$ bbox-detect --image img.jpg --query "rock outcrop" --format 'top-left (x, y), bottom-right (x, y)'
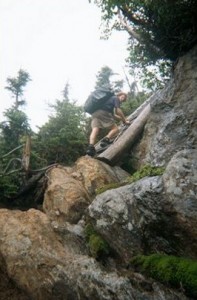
top-left (43, 157), bottom-right (129, 225)
top-left (0, 208), bottom-right (189, 300)
top-left (0, 46), bottom-right (197, 299)
top-left (89, 149), bottom-right (197, 262)
top-left (132, 45), bottom-right (197, 168)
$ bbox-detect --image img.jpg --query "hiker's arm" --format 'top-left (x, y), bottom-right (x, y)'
top-left (114, 108), bottom-right (130, 124)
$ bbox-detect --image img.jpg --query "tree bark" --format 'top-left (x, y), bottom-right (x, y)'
top-left (97, 103), bottom-right (151, 165)
top-left (22, 135), bottom-right (31, 174)
top-left (118, 9), bottom-right (163, 57)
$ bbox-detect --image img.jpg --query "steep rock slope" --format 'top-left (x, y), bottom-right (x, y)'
top-left (0, 46), bottom-right (196, 299)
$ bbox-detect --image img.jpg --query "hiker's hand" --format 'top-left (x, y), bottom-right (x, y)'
top-left (123, 120), bottom-right (131, 125)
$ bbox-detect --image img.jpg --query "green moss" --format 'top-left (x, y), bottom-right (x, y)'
top-left (95, 182), bottom-right (125, 195)
top-left (88, 234), bottom-right (110, 258)
top-left (84, 223), bottom-right (95, 239)
top-left (127, 164), bottom-right (165, 183)
top-left (84, 224), bottom-right (110, 259)
top-left (131, 254), bottom-right (197, 298)
top-left (95, 165), bottom-right (165, 196)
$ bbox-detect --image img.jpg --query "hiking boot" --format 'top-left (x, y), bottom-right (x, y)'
top-left (100, 137), bottom-right (111, 148)
top-left (86, 144), bottom-right (96, 157)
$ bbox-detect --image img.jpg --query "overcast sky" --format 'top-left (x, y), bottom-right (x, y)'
top-left (0, 0), bottom-right (129, 131)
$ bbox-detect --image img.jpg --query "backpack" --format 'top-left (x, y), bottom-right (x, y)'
top-left (84, 87), bottom-right (114, 114)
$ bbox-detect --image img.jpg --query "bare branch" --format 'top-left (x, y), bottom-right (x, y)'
top-left (118, 10), bottom-right (162, 56)
top-left (122, 67), bottom-right (133, 92)
top-left (118, 10), bottom-right (142, 42)
top-left (0, 158), bottom-right (22, 176)
top-left (0, 168), bottom-right (23, 177)
top-left (2, 144), bottom-right (24, 158)
top-left (30, 163), bottom-right (58, 174)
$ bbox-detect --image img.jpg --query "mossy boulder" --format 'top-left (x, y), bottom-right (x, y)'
top-left (128, 165), bottom-right (165, 183)
top-left (95, 165), bottom-right (165, 195)
top-left (131, 254), bottom-right (197, 298)
top-left (84, 224), bottom-right (110, 260)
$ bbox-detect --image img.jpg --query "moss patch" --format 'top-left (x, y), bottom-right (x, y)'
top-left (131, 254), bottom-right (197, 298)
top-left (127, 164), bottom-right (165, 183)
top-left (95, 165), bottom-right (165, 195)
top-left (96, 182), bottom-right (125, 195)
top-left (84, 224), bottom-right (110, 260)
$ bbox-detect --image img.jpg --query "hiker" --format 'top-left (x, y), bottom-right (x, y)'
top-left (86, 91), bottom-right (130, 157)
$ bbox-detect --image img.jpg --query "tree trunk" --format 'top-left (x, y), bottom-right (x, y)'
top-left (97, 103), bottom-right (151, 165)
top-left (22, 135), bottom-right (31, 174)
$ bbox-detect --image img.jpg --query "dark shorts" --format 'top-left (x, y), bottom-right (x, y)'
top-left (91, 110), bottom-right (115, 129)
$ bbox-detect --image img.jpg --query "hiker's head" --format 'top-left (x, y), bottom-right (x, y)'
top-left (117, 92), bottom-right (127, 102)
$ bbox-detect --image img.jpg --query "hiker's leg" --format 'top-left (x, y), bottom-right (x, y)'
top-left (100, 124), bottom-right (119, 147)
top-left (89, 127), bottom-right (100, 145)
top-left (106, 124), bottom-right (119, 139)
top-left (86, 127), bottom-right (100, 157)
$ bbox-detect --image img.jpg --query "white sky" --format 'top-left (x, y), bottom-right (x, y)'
top-left (0, 0), bottom-right (129, 131)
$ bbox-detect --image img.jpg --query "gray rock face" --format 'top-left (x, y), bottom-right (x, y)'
top-left (0, 209), bottom-right (188, 300)
top-left (132, 45), bottom-right (197, 168)
top-left (89, 176), bottom-right (164, 260)
top-left (163, 149), bottom-right (197, 258)
top-left (89, 149), bottom-right (197, 261)
top-left (163, 149), bottom-right (197, 219)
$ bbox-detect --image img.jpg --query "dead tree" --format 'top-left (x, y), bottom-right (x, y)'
top-left (97, 103), bottom-right (151, 165)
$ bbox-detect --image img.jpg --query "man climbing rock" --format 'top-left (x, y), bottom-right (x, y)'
top-left (86, 91), bottom-right (130, 157)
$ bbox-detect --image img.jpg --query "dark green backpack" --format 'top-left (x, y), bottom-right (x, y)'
top-left (84, 87), bottom-right (114, 114)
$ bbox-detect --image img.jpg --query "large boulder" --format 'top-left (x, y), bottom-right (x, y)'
top-left (0, 208), bottom-right (188, 300)
top-left (0, 209), bottom-right (71, 299)
top-left (162, 149), bottom-right (197, 258)
top-left (43, 157), bottom-right (129, 225)
top-left (43, 165), bottom-right (91, 224)
top-left (88, 149), bottom-right (197, 262)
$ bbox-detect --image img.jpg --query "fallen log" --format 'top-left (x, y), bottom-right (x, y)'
top-left (97, 103), bottom-right (151, 165)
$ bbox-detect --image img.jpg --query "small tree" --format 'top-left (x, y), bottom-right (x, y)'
top-left (95, 65), bottom-right (124, 91)
top-left (35, 84), bottom-right (88, 165)
top-left (5, 69), bottom-right (31, 108)
top-left (0, 70), bottom-right (32, 201)
top-left (2, 69), bottom-right (31, 151)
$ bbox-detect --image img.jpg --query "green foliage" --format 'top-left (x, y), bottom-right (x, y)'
top-left (91, 0), bottom-right (196, 60)
top-left (131, 254), bottom-right (197, 298)
top-left (94, 65), bottom-right (124, 91)
top-left (96, 182), bottom-right (125, 195)
top-left (127, 164), bottom-right (165, 183)
top-left (1, 70), bottom-right (31, 162)
top-left (85, 224), bottom-right (110, 259)
top-left (0, 70), bottom-right (32, 202)
top-left (90, 0), bottom-right (196, 90)
top-left (95, 165), bottom-right (165, 195)
top-left (121, 91), bottom-right (148, 116)
top-left (35, 97), bottom-right (88, 165)
top-left (0, 134), bottom-right (29, 201)
top-left (0, 147), bottom-right (26, 201)
top-left (5, 69), bottom-right (31, 108)
top-left (0, 108), bottom-right (31, 152)
top-left (128, 59), bottom-right (172, 92)
top-left (0, 174), bottom-right (20, 199)
top-left (95, 65), bottom-right (113, 88)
